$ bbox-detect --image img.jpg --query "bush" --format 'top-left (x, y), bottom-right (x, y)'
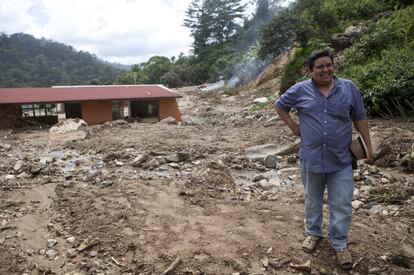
top-left (344, 5), bottom-right (414, 65)
top-left (341, 5), bottom-right (414, 117)
top-left (342, 47), bottom-right (414, 117)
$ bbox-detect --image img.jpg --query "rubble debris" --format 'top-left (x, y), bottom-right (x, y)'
top-left (159, 116), bottom-right (178, 125)
top-left (290, 259), bottom-right (312, 272)
top-left (264, 155), bottom-right (278, 169)
top-left (0, 84), bottom-right (412, 275)
top-left (161, 257), bottom-right (182, 275)
top-left (50, 118), bottom-right (87, 133)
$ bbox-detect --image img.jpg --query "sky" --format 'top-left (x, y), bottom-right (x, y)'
top-left (0, 0), bottom-right (200, 65)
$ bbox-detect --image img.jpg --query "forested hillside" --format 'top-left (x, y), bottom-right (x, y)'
top-left (0, 33), bottom-right (122, 87)
top-left (116, 0), bottom-right (413, 117)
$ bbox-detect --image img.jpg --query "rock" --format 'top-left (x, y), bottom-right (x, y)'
top-left (77, 242), bottom-right (88, 252)
top-left (319, 267), bottom-right (327, 274)
top-left (290, 259), bottom-right (311, 272)
top-left (257, 179), bottom-right (272, 190)
top-left (168, 163), bottom-right (180, 169)
top-left (264, 155), bottom-right (278, 169)
top-left (89, 251), bottom-right (97, 257)
top-left (369, 204), bottom-right (383, 215)
top-left (148, 158), bottom-right (160, 168)
top-left (13, 160), bottom-right (25, 173)
top-left (253, 174), bottom-right (266, 182)
top-left (155, 156), bottom-right (167, 165)
top-left (253, 97), bottom-right (269, 105)
top-left (331, 24), bottom-right (364, 50)
top-left (245, 144), bottom-right (278, 162)
top-left (352, 200), bottom-right (364, 210)
top-left (50, 118), bottom-right (87, 133)
top-left (5, 174), bottom-right (16, 180)
top-left (368, 267), bottom-right (382, 274)
top-left (46, 249), bottom-right (58, 260)
top-left (380, 177), bottom-right (389, 184)
top-left (100, 181), bottom-right (113, 187)
top-left (131, 154), bottom-right (148, 167)
top-left (115, 160), bottom-right (124, 166)
top-left (47, 239), bottom-right (58, 248)
top-left (260, 257), bottom-right (269, 268)
top-left (369, 166), bottom-right (379, 174)
top-left (353, 188), bottom-right (360, 198)
top-left (67, 249), bottom-right (77, 259)
top-left (287, 155), bottom-right (297, 164)
top-left (165, 154), bottom-right (180, 163)
top-left (0, 143), bottom-right (11, 150)
top-left (331, 33), bottom-right (354, 50)
top-left (159, 116), bottom-right (177, 125)
top-left (344, 24), bottom-right (364, 36)
top-left (364, 177), bottom-right (374, 186)
top-left (66, 236), bottom-right (75, 243)
top-left (16, 172), bottom-right (30, 179)
top-left (30, 165), bottom-right (42, 176)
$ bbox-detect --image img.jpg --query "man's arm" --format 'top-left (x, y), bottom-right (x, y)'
top-left (353, 119), bottom-right (373, 163)
top-left (276, 106), bottom-right (300, 137)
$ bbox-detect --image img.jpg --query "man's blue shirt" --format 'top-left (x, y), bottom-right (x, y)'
top-left (275, 77), bottom-right (367, 173)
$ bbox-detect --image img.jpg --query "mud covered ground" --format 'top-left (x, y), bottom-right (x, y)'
top-left (0, 86), bottom-right (414, 275)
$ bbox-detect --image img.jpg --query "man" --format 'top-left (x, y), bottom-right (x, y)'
top-left (275, 49), bottom-right (373, 270)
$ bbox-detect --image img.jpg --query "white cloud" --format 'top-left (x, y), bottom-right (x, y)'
top-left (0, 0), bottom-right (193, 64)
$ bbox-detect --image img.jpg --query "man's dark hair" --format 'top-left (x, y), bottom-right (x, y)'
top-left (308, 49), bottom-right (334, 71)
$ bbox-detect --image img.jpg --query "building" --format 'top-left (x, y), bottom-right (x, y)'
top-left (0, 85), bottom-right (182, 129)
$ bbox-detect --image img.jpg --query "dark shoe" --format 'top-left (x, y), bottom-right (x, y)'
top-left (302, 235), bottom-right (322, 253)
top-left (336, 248), bottom-right (352, 270)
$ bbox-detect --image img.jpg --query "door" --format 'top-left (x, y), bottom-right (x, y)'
top-left (65, 103), bottom-right (82, 119)
top-left (130, 100), bottom-right (159, 119)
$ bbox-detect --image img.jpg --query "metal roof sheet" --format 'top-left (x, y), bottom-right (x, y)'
top-left (0, 85), bottom-right (182, 104)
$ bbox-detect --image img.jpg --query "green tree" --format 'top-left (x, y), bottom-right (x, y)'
top-left (184, 0), bottom-right (246, 54)
top-left (258, 8), bottom-right (300, 59)
top-left (141, 56), bottom-right (173, 84)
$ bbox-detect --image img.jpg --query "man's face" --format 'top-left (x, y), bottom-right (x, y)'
top-left (310, 56), bottom-right (334, 87)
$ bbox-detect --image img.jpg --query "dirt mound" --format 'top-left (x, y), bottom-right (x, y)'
top-left (180, 160), bottom-right (239, 207)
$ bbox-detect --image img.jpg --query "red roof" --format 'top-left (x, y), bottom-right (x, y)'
top-left (0, 85), bottom-right (182, 104)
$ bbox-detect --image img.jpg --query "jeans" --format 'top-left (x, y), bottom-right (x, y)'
top-left (300, 161), bottom-right (354, 250)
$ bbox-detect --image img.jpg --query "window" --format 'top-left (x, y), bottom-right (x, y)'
top-left (112, 101), bottom-right (125, 120)
top-left (21, 104), bottom-right (57, 117)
